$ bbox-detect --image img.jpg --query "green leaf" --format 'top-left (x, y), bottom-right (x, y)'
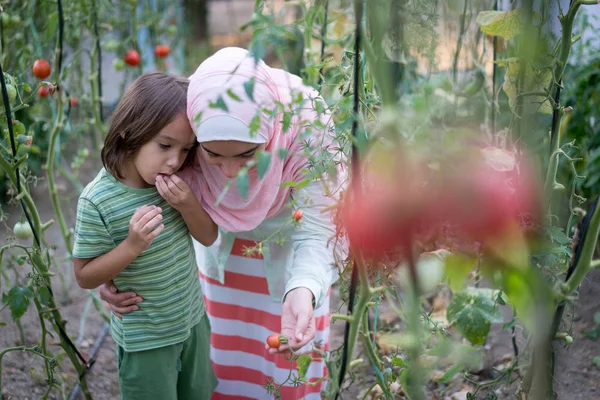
top-left (226, 89), bottom-right (242, 102)
top-left (502, 59), bottom-right (553, 115)
top-left (0, 322), bottom-right (6, 326)
top-left (278, 148), bottom-right (288, 160)
top-left (391, 356), bottom-right (408, 368)
top-left (594, 312), bottom-right (600, 325)
top-left (297, 354), bottom-right (312, 380)
top-left (236, 168), bottom-right (249, 200)
top-left (447, 287), bottom-right (503, 345)
top-left (209, 96), bottom-right (228, 112)
top-left (282, 111), bottom-right (293, 133)
top-left (249, 114), bottom-right (261, 138)
top-left (476, 9), bottom-right (523, 39)
top-left (3, 286), bottom-right (33, 321)
top-left (593, 356), bottom-right (600, 368)
top-left (444, 254), bottom-right (476, 292)
top-left (256, 151), bottom-right (271, 179)
top-left (45, 13), bottom-right (58, 45)
top-left (38, 286), bottom-right (51, 306)
top-left (244, 78), bottom-right (256, 101)
top-left (214, 181), bottom-right (232, 207)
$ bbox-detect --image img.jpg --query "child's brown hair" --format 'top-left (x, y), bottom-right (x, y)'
top-left (101, 72), bottom-right (197, 179)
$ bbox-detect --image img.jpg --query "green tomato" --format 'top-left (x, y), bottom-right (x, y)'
top-left (10, 15), bottom-right (21, 25)
top-left (0, 84), bottom-right (16, 107)
top-left (565, 335), bottom-right (574, 345)
top-left (166, 25), bottom-right (178, 35)
top-left (113, 58), bottom-right (126, 71)
top-left (13, 221), bottom-right (33, 240)
top-left (1, 13), bottom-right (11, 27)
top-left (104, 39), bottom-right (119, 52)
top-left (12, 120), bottom-right (26, 136)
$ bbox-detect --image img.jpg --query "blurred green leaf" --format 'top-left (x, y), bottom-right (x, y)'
top-left (209, 96), bottom-right (228, 112)
top-left (297, 354), bottom-right (312, 380)
top-left (447, 287), bottom-right (503, 345)
top-left (476, 9), bottom-right (523, 39)
top-left (256, 151), bottom-right (271, 179)
top-left (2, 286), bottom-right (33, 321)
top-left (236, 168), bottom-right (249, 200)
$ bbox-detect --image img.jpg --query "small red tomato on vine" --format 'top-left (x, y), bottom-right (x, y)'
top-left (13, 221), bottom-right (33, 240)
top-left (154, 44), bottom-right (170, 59)
top-left (37, 86), bottom-right (49, 98)
top-left (124, 49), bottom-right (141, 67)
top-left (32, 59), bottom-right (51, 79)
top-left (70, 97), bottom-right (78, 107)
top-left (292, 209), bottom-right (303, 221)
top-left (266, 334), bottom-right (288, 348)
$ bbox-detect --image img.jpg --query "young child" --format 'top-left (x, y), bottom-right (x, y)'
top-left (72, 72), bottom-right (217, 399)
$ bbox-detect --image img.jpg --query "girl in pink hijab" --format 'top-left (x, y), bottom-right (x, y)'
top-left (102, 47), bottom-right (345, 399)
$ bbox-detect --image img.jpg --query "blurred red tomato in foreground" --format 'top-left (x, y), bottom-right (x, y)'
top-left (341, 146), bottom-right (541, 261)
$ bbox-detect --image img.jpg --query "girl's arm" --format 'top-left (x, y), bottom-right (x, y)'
top-left (74, 205), bottom-right (164, 289)
top-left (156, 174), bottom-right (218, 246)
top-left (285, 178), bottom-right (346, 309)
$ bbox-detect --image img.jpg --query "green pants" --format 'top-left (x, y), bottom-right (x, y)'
top-left (117, 314), bottom-right (217, 400)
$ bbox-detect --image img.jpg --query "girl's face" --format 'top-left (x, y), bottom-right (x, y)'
top-left (199, 140), bottom-right (265, 178)
top-left (124, 113), bottom-right (197, 188)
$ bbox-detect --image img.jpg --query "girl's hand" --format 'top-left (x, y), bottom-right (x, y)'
top-left (268, 287), bottom-right (316, 354)
top-left (156, 174), bottom-right (198, 212)
top-left (99, 280), bottom-right (143, 319)
top-left (126, 205), bottom-right (164, 253)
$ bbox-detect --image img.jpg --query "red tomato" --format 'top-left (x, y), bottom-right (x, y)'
top-left (342, 164), bottom-right (434, 260)
top-left (124, 49), bottom-right (141, 67)
top-left (32, 59), bottom-right (51, 79)
top-left (293, 209), bottom-right (303, 221)
top-left (38, 86), bottom-right (49, 98)
top-left (70, 97), bottom-right (78, 107)
top-left (266, 334), bottom-right (287, 348)
top-left (154, 44), bottom-right (170, 59)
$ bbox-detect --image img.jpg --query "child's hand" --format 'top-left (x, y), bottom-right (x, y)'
top-left (126, 205), bottom-right (164, 253)
top-left (156, 174), bottom-right (198, 212)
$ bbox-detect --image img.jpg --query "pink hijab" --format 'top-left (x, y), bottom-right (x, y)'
top-left (180, 47), bottom-right (339, 232)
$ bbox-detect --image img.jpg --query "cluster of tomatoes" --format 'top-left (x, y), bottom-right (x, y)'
top-left (112, 44), bottom-right (170, 70)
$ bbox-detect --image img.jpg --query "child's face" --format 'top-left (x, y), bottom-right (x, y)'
top-left (130, 114), bottom-right (196, 187)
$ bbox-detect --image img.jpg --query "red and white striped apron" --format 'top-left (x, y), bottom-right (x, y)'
top-left (198, 238), bottom-right (330, 399)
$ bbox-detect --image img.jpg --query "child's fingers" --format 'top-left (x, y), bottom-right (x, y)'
top-left (155, 179), bottom-right (168, 199)
top-left (134, 207), bottom-right (161, 231)
top-left (141, 213), bottom-right (163, 234)
top-left (130, 205), bottom-right (152, 223)
top-left (148, 223), bottom-right (165, 241)
top-left (167, 174), bottom-right (187, 191)
top-left (158, 175), bottom-right (178, 198)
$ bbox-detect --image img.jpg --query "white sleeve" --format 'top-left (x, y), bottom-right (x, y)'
top-left (283, 178), bottom-right (346, 309)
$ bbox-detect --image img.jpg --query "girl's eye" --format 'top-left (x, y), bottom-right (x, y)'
top-left (158, 143), bottom-right (170, 150)
top-left (183, 148), bottom-right (192, 153)
top-left (239, 152), bottom-right (255, 159)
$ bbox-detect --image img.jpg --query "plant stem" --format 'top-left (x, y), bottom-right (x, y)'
top-left (0, 346), bottom-right (55, 391)
top-left (45, 95), bottom-right (73, 255)
top-left (404, 245), bottom-right (426, 400)
top-left (360, 311), bottom-right (392, 398)
top-left (452, 0), bottom-right (469, 85)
